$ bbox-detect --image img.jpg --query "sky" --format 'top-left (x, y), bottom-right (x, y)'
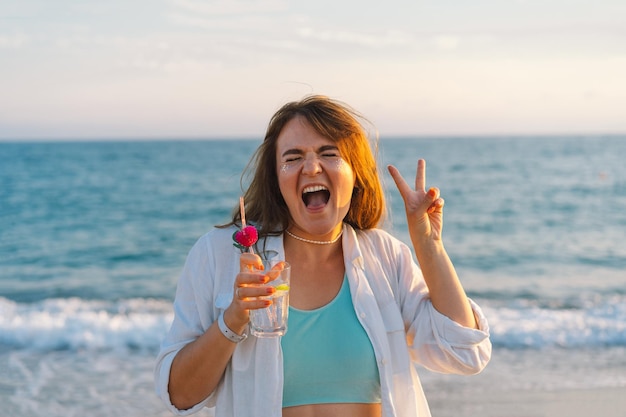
top-left (1, 0), bottom-right (625, 140)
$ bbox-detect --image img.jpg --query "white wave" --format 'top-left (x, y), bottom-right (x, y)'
top-left (1, 295), bottom-right (625, 351)
top-left (0, 297), bottom-right (173, 351)
top-left (484, 294), bottom-right (626, 348)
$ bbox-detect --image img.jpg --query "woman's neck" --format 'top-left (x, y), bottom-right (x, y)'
top-left (284, 232), bottom-right (343, 265)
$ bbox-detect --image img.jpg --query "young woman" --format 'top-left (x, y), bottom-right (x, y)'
top-left (155, 95), bottom-right (491, 417)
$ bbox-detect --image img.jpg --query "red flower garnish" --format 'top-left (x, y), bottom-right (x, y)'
top-left (233, 225), bottom-right (258, 251)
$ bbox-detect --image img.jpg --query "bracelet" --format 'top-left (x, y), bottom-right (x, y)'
top-left (217, 311), bottom-right (247, 343)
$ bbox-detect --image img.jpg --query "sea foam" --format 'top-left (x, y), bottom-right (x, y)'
top-left (0, 297), bottom-right (173, 351)
top-left (1, 295), bottom-right (624, 352)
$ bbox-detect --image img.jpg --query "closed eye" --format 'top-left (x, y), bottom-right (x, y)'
top-left (319, 145), bottom-right (340, 158)
top-left (280, 145), bottom-right (341, 162)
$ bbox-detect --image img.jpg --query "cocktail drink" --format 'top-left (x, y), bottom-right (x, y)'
top-left (250, 260), bottom-right (290, 337)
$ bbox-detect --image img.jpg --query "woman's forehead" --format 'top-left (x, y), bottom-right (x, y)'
top-left (276, 116), bottom-right (336, 150)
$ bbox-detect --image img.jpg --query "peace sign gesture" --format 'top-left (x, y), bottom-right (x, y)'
top-left (387, 159), bottom-right (445, 241)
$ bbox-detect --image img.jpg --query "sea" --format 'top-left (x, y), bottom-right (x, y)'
top-left (1, 136), bottom-right (625, 417)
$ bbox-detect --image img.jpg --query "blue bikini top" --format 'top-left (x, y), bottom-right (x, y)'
top-left (281, 276), bottom-right (381, 407)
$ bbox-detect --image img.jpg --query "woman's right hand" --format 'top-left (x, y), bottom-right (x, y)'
top-left (224, 253), bottom-right (276, 331)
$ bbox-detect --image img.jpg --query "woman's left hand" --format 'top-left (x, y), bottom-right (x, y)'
top-left (387, 159), bottom-right (444, 241)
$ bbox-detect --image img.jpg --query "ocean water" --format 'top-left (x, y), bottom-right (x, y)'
top-left (1, 137), bottom-right (625, 417)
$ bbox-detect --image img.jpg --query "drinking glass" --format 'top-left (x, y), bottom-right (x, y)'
top-left (249, 260), bottom-right (290, 337)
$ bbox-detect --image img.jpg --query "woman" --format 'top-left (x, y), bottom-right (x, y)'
top-left (155, 95), bottom-right (491, 417)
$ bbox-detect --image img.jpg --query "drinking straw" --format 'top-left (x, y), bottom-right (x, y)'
top-left (239, 196), bottom-right (254, 254)
top-left (240, 196), bottom-right (246, 228)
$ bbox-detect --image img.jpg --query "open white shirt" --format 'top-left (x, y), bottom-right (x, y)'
top-left (155, 224), bottom-right (491, 417)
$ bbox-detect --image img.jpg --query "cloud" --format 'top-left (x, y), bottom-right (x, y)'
top-left (296, 28), bottom-right (413, 48)
top-left (433, 35), bottom-right (459, 51)
top-left (0, 33), bottom-right (28, 49)
top-left (166, 12), bottom-right (274, 31)
top-left (169, 0), bottom-right (288, 16)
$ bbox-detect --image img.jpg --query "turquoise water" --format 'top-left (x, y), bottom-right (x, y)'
top-left (1, 137), bottom-right (625, 416)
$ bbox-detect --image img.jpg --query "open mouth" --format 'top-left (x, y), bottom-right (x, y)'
top-left (302, 185), bottom-right (330, 209)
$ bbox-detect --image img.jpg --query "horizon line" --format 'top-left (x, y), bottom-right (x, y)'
top-left (1, 132), bottom-right (625, 143)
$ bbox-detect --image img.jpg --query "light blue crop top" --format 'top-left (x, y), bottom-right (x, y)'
top-left (281, 276), bottom-right (381, 407)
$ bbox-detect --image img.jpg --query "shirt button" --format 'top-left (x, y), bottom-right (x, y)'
top-left (360, 313), bottom-right (366, 319)
top-left (380, 358), bottom-right (387, 365)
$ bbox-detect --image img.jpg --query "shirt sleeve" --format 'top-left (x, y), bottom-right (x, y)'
top-left (394, 239), bottom-right (492, 375)
top-left (154, 236), bottom-right (218, 415)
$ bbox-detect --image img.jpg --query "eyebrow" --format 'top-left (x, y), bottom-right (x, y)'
top-left (281, 145), bottom-right (339, 158)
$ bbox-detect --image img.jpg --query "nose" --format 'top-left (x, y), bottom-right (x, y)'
top-left (302, 154), bottom-right (322, 176)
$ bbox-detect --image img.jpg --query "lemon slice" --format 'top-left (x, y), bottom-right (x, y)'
top-left (275, 284), bottom-right (290, 291)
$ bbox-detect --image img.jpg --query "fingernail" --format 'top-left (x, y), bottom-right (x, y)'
top-left (266, 287), bottom-right (276, 295)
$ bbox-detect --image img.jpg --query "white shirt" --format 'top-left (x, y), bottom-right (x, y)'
top-left (155, 224), bottom-right (492, 417)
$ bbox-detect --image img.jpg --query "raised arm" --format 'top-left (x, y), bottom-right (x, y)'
top-left (387, 159), bottom-right (477, 329)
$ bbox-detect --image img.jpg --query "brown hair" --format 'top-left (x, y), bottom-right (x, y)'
top-left (223, 95), bottom-right (385, 237)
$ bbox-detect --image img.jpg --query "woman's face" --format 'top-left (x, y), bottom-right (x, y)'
top-left (275, 116), bottom-right (355, 239)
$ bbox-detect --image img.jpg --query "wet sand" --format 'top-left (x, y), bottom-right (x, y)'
top-left (428, 387), bottom-right (626, 417)
top-left (421, 347), bottom-right (626, 417)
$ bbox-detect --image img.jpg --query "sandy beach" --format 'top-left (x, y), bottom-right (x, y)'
top-left (427, 387), bottom-right (626, 417)
top-left (420, 347), bottom-right (626, 417)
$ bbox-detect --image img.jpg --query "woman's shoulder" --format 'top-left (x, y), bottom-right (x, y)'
top-left (202, 225), bottom-right (238, 242)
top-left (187, 225), bottom-right (239, 256)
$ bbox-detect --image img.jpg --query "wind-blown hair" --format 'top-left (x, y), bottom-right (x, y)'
top-left (223, 95), bottom-right (385, 238)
